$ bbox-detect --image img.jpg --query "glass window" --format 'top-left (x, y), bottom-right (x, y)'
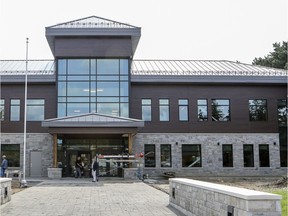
top-left (120, 82), bottom-right (128, 97)
top-left (27, 99), bottom-right (45, 121)
top-left (277, 99), bottom-right (287, 127)
top-left (120, 59), bottom-right (129, 75)
top-left (182, 144), bottom-right (202, 167)
top-left (1, 144), bottom-right (20, 167)
top-left (161, 144), bottom-right (171, 167)
top-left (97, 82), bottom-right (119, 96)
top-left (144, 144), bottom-right (155, 167)
top-left (212, 99), bottom-right (230, 121)
top-left (222, 144), bottom-right (233, 167)
top-left (197, 99), bottom-right (208, 121)
top-left (159, 99), bottom-right (169, 121)
top-left (57, 58), bottom-right (130, 117)
top-left (97, 103), bottom-right (119, 116)
top-left (0, 99), bottom-right (4, 120)
top-left (249, 99), bottom-right (267, 121)
top-left (10, 99), bottom-right (20, 121)
top-left (67, 103), bottom-right (89, 116)
top-left (97, 59), bottom-right (119, 75)
top-left (67, 82), bottom-right (90, 96)
top-left (58, 82), bottom-right (66, 96)
top-left (58, 59), bottom-right (66, 75)
top-left (179, 99), bottom-right (189, 121)
top-left (67, 59), bottom-right (89, 75)
top-left (142, 99), bottom-right (152, 121)
top-left (243, 144), bottom-right (254, 167)
top-left (259, 144), bottom-right (270, 167)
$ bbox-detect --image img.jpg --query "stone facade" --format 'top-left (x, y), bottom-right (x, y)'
top-left (133, 133), bottom-right (286, 177)
top-left (169, 178), bottom-right (282, 216)
top-left (1, 133), bottom-right (53, 177)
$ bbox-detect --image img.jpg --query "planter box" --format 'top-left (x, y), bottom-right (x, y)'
top-left (47, 168), bottom-right (62, 179)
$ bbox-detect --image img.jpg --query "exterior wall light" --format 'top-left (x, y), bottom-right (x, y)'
top-left (217, 142), bottom-right (220, 146)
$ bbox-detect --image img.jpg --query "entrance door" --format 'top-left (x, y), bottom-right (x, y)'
top-left (30, 151), bottom-right (42, 177)
top-left (66, 151), bottom-right (91, 177)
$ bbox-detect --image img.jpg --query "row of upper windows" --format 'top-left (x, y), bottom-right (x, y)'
top-left (141, 98), bottom-right (287, 124)
top-left (0, 99), bottom-right (44, 121)
top-left (0, 98), bottom-right (286, 124)
top-left (144, 143), bottom-right (271, 168)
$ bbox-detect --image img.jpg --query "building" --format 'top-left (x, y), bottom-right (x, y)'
top-left (0, 16), bottom-right (287, 178)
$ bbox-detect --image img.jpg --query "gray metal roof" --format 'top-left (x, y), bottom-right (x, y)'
top-left (0, 59), bottom-right (286, 80)
top-left (47, 16), bottom-right (139, 29)
top-left (42, 113), bottom-right (144, 128)
top-left (0, 60), bottom-right (54, 75)
top-left (45, 16), bottom-right (141, 57)
top-left (131, 60), bottom-right (287, 77)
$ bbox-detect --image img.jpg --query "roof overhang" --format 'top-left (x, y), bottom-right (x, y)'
top-left (42, 113), bottom-right (144, 134)
top-left (45, 27), bottom-right (141, 57)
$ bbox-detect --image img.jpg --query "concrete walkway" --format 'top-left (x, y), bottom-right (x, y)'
top-left (0, 178), bottom-right (183, 216)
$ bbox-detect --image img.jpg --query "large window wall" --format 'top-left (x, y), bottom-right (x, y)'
top-left (57, 59), bottom-right (129, 117)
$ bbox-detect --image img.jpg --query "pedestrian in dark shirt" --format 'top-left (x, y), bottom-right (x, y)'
top-left (75, 156), bottom-right (83, 178)
top-left (1, 155), bottom-right (8, 177)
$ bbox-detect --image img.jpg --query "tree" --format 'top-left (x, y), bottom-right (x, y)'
top-left (252, 41), bottom-right (288, 70)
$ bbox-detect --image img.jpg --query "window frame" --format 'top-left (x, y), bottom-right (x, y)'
top-left (259, 144), bottom-right (270, 167)
top-left (159, 99), bottom-right (170, 122)
top-left (10, 99), bottom-right (20, 121)
top-left (182, 144), bottom-right (202, 167)
top-left (243, 144), bottom-right (254, 167)
top-left (222, 144), bottom-right (233, 167)
top-left (160, 144), bottom-right (172, 167)
top-left (144, 144), bottom-right (156, 168)
top-left (248, 99), bottom-right (268, 121)
top-left (211, 99), bottom-right (230, 122)
top-left (178, 99), bottom-right (189, 122)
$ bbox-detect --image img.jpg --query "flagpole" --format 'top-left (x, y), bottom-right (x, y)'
top-left (21, 38), bottom-right (29, 187)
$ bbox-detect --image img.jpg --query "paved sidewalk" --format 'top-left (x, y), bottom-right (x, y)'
top-left (0, 178), bottom-right (184, 216)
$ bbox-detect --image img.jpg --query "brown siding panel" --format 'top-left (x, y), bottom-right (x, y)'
top-left (130, 83), bottom-right (286, 133)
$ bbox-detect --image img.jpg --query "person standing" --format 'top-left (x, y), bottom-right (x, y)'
top-left (1, 155), bottom-right (8, 177)
top-left (91, 155), bottom-right (99, 182)
top-left (75, 156), bottom-right (83, 178)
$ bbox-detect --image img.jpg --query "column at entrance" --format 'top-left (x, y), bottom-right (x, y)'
top-left (53, 134), bottom-right (57, 168)
top-left (128, 134), bottom-right (133, 154)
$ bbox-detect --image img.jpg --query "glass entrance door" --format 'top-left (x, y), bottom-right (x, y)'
top-left (58, 136), bottom-right (128, 177)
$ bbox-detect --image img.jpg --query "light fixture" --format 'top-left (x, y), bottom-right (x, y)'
top-left (175, 142), bottom-right (178, 145)
top-left (217, 142), bottom-right (220, 146)
top-left (273, 142), bottom-right (276, 145)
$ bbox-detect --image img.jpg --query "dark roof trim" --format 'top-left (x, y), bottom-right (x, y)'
top-left (130, 75), bottom-right (287, 84)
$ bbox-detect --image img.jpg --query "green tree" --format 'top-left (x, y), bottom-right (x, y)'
top-left (252, 41), bottom-right (288, 69)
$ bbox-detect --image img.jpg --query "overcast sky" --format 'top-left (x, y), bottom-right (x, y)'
top-left (0, 0), bottom-right (287, 64)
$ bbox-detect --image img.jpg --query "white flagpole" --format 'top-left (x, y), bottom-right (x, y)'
top-left (22, 38), bottom-right (29, 187)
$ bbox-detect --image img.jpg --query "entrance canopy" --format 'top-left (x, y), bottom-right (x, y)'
top-left (42, 113), bottom-right (144, 134)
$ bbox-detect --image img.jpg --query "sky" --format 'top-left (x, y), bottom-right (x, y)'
top-left (0, 0), bottom-right (287, 64)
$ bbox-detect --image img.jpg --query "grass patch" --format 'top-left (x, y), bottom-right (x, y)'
top-left (265, 188), bottom-right (287, 215)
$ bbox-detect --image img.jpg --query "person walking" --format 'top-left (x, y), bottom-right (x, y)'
top-left (1, 155), bottom-right (8, 177)
top-left (91, 155), bottom-right (99, 182)
top-left (75, 156), bottom-right (83, 178)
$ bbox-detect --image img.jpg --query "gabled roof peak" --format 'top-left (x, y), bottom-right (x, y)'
top-left (47, 15), bottom-right (139, 29)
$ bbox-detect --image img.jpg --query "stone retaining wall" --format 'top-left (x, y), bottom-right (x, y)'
top-left (0, 178), bottom-right (12, 205)
top-left (169, 178), bottom-right (282, 216)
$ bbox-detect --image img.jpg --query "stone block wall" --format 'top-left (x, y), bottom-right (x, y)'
top-left (133, 133), bottom-right (286, 177)
top-left (0, 178), bottom-right (12, 205)
top-left (1, 133), bottom-right (53, 177)
top-left (169, 178), bottom-right (282, 216)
